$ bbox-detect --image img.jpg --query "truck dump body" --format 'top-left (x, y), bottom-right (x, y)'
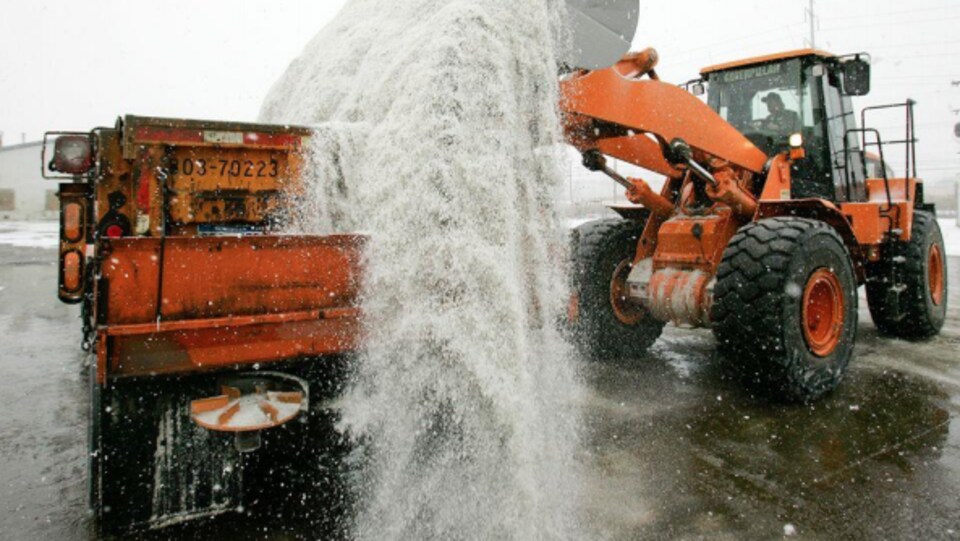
top-left (50, 116), bottom-right (363, 382)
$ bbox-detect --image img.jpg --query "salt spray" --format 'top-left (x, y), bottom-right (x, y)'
top-left (260, 1), bottom-right (585, 538)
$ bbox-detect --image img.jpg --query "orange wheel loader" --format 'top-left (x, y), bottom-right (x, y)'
top-left (564, 48), bottom-right (948, 402)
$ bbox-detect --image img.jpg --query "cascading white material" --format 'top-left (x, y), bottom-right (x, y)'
top-left (259, 1), bottom-right (591, 539)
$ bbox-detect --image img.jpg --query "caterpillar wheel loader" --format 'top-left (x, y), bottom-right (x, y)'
top-left (564, 48), bottom-right (948, 402)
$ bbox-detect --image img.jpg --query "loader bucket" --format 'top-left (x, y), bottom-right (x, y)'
top-left (565, 0), bottom-right (640, 70)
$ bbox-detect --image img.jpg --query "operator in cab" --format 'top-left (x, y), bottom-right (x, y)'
top-left (753, 92), bottom-right (800, 134)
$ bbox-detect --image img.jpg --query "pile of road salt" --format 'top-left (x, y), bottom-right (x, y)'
top-left (260, 1), bottom-right (584, 539)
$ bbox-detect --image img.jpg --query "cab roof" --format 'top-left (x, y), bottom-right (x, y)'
top-left (700, 49), bottom-right (836, 76)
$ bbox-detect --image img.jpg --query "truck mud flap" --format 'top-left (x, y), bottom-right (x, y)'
top-left (91, 360), bottom-right (352, 536)
top-left (94, 375), bottom-right (242, 533)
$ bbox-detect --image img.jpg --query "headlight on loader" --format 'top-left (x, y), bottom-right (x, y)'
top-left (789, 133), bottom-right (806, 160)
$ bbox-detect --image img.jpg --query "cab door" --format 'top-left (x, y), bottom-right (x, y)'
top-left (821, 71), bottom-right (867, 202)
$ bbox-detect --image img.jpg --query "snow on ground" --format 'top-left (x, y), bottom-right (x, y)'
top-left (939, 219), bottom-right (960, 257)
top-left (0, 221), bottom-right (58, 249)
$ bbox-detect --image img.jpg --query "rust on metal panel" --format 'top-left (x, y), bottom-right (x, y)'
top-left (122, 115), bottom-right (312, 159)
top-left (166, 146), bottom-right (296, 226)
top-left (101, 315), bottom-right (361, 379)
top-left (645, 268), bottom-right (713, 327)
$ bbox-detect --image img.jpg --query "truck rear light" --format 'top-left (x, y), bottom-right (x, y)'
top-left (105, 224), bottom-right (124, 239)
top-left (63, 202), bottom-right (84, 243)
top-left (52, 135), bottom-right (94, 175)
top-left (62, 250), bottom-right (83, 292)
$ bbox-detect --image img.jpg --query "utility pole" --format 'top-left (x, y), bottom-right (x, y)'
top-left (805, 0), bottom-right (818, 49)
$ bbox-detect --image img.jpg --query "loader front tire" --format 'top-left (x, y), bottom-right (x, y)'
top-left (712, 218), bottom-right (858, 403)
top-left (866, 211), bottom-right (947, 339)
top-left (572, 218), bottom-right (664, 360)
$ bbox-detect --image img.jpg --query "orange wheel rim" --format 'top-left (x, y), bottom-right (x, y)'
top-left (802, 268), bottom-right (845, 358)
top-left (929, 243), bottom-right (945, 307)
top-left (610, 259), bottom-right (644, 325)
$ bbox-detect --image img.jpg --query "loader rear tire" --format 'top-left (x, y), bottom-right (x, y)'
top-left (572, 218), bottom-right (664, 360)
top-left (712, 218), bottom-right (858, 403)
top-left (866, 211), bottom-right (947, 339)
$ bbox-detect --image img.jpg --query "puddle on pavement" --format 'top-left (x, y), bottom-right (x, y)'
top-left (582, 326), bottom-right (960, 540)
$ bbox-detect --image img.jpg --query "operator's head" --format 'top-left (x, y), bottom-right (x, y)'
top-left (762, 92), bottom-right (784, 113)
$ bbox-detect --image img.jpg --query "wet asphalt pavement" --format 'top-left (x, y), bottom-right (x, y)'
top-left (0, 240), bottom-right (957, 540)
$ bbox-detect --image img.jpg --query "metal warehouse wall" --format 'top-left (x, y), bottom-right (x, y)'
top-left (0, 141), bottom-right (57, 221)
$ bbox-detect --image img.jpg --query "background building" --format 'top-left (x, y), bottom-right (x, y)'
top-left (0, 139), bottom-right (57, 221)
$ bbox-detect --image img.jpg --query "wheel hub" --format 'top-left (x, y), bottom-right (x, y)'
top-left (802, 268), bottom-right (845, 358)
top-left (610, 259), bottom-right (646, 325)
top-left (929, 243), bottom-right (945, 307)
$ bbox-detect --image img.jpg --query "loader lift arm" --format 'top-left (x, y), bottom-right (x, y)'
top-left (561, 50), bottom-right (768, 176)
top-left (560, 49), bottom-right (769, 221)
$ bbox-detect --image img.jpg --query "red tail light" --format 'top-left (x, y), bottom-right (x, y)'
top-left (105, 224), bottom-right (124, 239)
top-left (52, 135), bottom-right (94, 175)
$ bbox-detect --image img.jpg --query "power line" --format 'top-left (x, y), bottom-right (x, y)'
top-left (820, 3), bottom-right (960, 22)
top-left (821, 14), bottom-right (960, 32)
top-left (666, 23), bottom-right (806, 61)
top-left (865, 39), bottom-right (960, 51)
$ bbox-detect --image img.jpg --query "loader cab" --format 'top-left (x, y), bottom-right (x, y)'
top-left (701, 50), bottom-right (871, 202)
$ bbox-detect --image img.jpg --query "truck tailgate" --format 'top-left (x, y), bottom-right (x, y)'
top-left (96, 234), bottom-right (365, 380)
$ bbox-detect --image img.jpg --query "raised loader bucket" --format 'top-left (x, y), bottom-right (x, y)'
top-left (565, 0), bottom-right (640, 70)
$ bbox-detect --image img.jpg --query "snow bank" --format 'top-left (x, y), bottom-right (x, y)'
top-left (260, 1), bottom-right (584, 540)
top-left (0, 221), bottom-right (58, 249)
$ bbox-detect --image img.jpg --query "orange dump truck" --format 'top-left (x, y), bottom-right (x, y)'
top-left (45, 116), bottom-right (363, 533)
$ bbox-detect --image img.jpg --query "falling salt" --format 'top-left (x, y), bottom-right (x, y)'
top-left (260, 1), bottom-right (584, 539)
top-left (783, 523), bottom-right (798, 536)
top-left (785, 282), bottom-right (802, 298)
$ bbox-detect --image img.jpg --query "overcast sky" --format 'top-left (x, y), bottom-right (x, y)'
top-left (1, 0), bottom-right (958, 182)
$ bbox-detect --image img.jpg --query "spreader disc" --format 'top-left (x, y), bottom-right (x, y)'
top-left (190, 374), bottom-right (307, 434)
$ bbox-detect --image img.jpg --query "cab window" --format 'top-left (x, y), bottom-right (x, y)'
top-left (708, 59), bottom-right (805, 155)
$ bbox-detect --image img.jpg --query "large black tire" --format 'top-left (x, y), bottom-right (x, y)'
top-left (866, 211), bottom-right (948, 339)
top-left (572, 218), bottom-right (664, 360)
top-left (712, 218), bottom-right (859, 403)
